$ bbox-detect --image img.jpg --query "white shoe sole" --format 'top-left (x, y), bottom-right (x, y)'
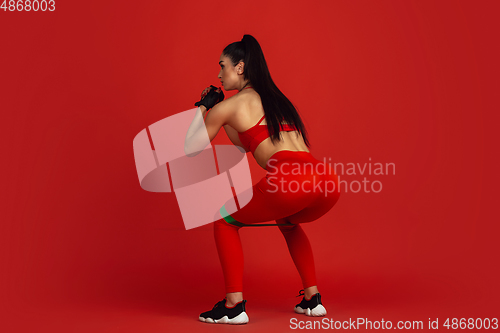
top-left (294, 304), bottom-right (327, 317)
top-left (199, 311), bottom-right (249, 324)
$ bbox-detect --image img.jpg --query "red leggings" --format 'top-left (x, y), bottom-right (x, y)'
top-left (215, 150), bottom-right (340, 293)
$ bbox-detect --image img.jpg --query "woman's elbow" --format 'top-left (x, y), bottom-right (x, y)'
top-left (184, 142), bottom-right (201, 157)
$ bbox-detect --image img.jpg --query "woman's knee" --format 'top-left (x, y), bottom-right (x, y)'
top-left (214, 218), bottom-right (241, 232)
top-left (277, 218), bottom-right (299, 234)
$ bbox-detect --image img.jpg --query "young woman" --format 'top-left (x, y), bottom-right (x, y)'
top-left (186, 34), bottom-right (340, 325)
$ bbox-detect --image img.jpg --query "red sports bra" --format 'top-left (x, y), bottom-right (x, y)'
top-left (238, 115), bottom-right (297, 154)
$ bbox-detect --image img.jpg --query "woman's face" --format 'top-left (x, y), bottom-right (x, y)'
top-left (218, 54), bottom-right (243, 91)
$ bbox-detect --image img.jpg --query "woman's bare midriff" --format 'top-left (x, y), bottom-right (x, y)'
top-left (253, 130), bottom-right (310, 170)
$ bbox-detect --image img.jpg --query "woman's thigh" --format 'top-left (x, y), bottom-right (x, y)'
top-left (283, 193), bottom-right (338, 224)
top-left (221, 175), bottom-right (316, 224)
top-left (220, 154), bottom-right (340, 225)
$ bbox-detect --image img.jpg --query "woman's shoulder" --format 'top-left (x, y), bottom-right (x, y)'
top-left (219, 90), bottom-right (260, 114)
top-left (225, 89), bottom-right (260, 104)
top-left (215, 91), bottom-right (263, 130)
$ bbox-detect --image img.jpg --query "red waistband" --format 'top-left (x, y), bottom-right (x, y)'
top-left (269, 150), bottom-right (313, 160)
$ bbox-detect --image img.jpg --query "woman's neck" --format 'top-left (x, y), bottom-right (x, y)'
top-left (239, 82), bottom-right (253, 91)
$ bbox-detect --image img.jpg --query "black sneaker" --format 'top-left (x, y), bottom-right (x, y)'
top-left (294, 289), bottom-right (327, 316)
top-left (199, 298), bottom-right (249, 324)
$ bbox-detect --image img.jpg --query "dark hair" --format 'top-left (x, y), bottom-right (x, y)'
top-left (222, 34), bottom-right (311, 148)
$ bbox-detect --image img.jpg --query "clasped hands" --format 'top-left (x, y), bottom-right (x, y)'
top-left (194, 85), bottom-right (224, 111)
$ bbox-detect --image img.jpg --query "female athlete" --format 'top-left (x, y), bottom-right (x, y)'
top-left (185, 34), bottom-right (340, 325)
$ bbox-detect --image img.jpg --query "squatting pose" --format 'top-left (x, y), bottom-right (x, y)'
top-left (185, 34), bottom-right (341, 325)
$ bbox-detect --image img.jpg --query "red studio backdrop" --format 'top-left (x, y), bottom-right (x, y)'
top-left (1, 1), bottom-right (499, 332)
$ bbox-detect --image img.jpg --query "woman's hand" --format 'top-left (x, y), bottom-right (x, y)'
top-left (201, 86), bottom-right (211, 98)
top-left (194, 85), bottom-right (224, 111)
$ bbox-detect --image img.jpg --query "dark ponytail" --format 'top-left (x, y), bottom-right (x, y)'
top-left (222, 34), bottom-right (311, 148)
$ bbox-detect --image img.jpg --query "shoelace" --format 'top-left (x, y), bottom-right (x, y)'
top-left (296, 289), bottom-right (305, 297)
top-left (212, 299), bottom-right (226, 310)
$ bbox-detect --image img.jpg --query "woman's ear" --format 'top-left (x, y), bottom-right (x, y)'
top-left (237, 61), bottom-right (245, 74)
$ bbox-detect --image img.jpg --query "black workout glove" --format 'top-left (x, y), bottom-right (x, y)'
top-left (194, 85), bottom-right (224, 111)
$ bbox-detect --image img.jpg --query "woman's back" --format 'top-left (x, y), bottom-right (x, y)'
top-left (224, 88), bottom-right (310, 169)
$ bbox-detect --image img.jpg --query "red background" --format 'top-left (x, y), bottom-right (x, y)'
top-left (1, 0), bottom-right (499, 332)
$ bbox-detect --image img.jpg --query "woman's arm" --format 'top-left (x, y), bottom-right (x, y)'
top-left (184, 101), bottom-right (233, 156)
